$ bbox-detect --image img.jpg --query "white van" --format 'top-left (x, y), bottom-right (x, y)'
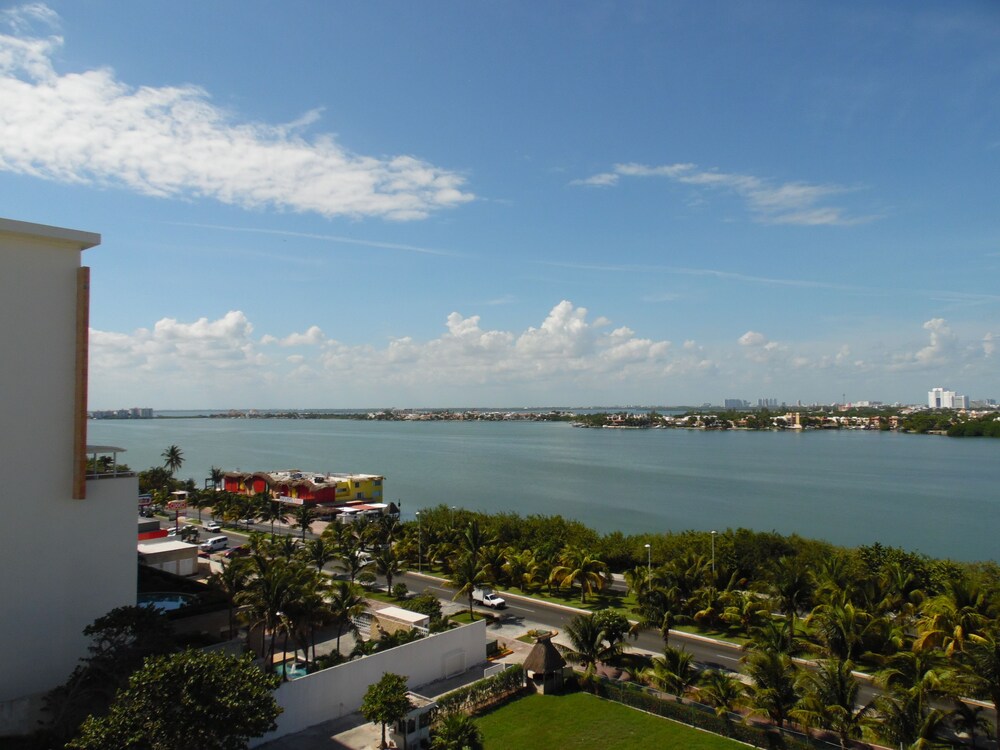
top-left (199, 535), bottom-right (228, 553)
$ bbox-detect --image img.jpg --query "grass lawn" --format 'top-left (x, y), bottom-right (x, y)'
top-left (476, 692), bottom-right (744, 750)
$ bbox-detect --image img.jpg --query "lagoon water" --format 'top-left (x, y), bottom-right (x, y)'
top-left (90, 418), bottom-right (998, 562)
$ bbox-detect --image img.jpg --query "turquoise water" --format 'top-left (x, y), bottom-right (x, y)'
top-left (137, 592), bottom-right (196, 611)
top-left (278, 660), bottom-right (309, 680)
top-left (90, 418), bottom-right (998, 561)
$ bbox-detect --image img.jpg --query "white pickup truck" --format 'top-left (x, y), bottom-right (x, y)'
top-left (472, 587), bottom-right (506, 609)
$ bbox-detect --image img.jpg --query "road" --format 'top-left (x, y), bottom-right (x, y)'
top-left (398, 572), bottom-right (745, 669)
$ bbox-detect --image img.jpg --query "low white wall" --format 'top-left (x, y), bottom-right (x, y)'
top-left (253, 619), bottom-right (487, 746)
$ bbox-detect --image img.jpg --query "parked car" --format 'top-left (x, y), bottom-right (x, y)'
top-left (199, 535), bottom-right (228, 553)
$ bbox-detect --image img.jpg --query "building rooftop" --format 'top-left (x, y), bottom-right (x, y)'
top-left (0, 217), bottom-right (100, 249)
top-left (137, 539), bottom-right (197, 554)
top-left (374, 606), bottom-right (430, 626)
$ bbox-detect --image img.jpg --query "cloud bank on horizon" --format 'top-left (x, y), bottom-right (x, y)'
top-left (0, 5), bottom-right (472, 220)
top-left (87, 301), bottom-right (997, 408)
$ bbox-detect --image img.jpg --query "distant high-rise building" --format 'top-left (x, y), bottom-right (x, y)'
top-left (724, 399), bottom-right (749, 409)
top-left (757, 398), bottom-right (778, 408)
top-left (928, 387), bottom-right (969, 409)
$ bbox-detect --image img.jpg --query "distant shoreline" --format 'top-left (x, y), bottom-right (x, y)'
top-left (87, 406), bottom-right (1000, 438)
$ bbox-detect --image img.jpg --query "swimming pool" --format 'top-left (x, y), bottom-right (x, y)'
top-left (278, 660), bottom-right (309, 680)
top-left (137, 592), bottom-right (197, 612)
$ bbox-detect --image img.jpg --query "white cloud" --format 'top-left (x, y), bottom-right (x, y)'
top-left (261, 326), bottom-right (326, 347)
top-left (90, 311), bottom-right (263, 380)
top-left (738, 331), bottom-right (768, 347)
top-left (569, 172), bottom-right (619, 187)
top-left (572, 161), bottom-right (873, 226)
top-left (0, 5), bottom-right (473, 220)
top-left (915, 318), bottom-right (957, 365)
top-left (88, 307), bottom-right (997, 408)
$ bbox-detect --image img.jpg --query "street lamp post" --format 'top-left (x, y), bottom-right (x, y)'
top-left (416, 511), bottom-right (422, 574)
top-left (710, 530), bottom-right (717, 576)
top-left (644, 543), bottom-right (651, 575)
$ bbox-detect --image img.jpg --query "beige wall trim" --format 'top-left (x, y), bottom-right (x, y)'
top-left (73, 266), bottom-right (90, 500)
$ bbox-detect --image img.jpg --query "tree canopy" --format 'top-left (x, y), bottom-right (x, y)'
top-left (68, 649), bottom-right (281, 750)
top-left (361, 672), bottom-right (413, 749)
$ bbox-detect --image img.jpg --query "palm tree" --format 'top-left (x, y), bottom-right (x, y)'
top-left (372, 547), bottom-right (401, 593)
top-left (809, 551), bottom-right (860, 606)
top-left (548, 546), bottom-right (608, 603)
top-left (632, 577), bottom-right (684, 648)
top-left (236, 556), bottom-right (300, 671)
top-left (294, 504), bottom-right (316, 540)
top-left (720, 590), bottom-right (768, 635)
top-left (564, 613), bottom-right (618, 674)
top-left (502, 548), bottom-right (544, 593)
top-left (914, 575), bottom-right (993, 656)
top-left (644, 646), bottom-right (698, 703)
top-left (305, 537), bottom-right (337, 573)
top-left (189, 489), bottom-right (210, 523)
top-left (208, 556), bottom-right (251, 638)
top-left (328, 580), bottom-right (366, 655)
top-left (161, 444), bottom-right (184, 476)
top-left (284, 574), bottom-right (330, 666)
top-left (746, 616), bottom-right (794, 655)
top-left (742, 648), bottom-right (799, 729)
top-left (262, 500), bottom-right (291, 536)
top-left (957, 627), bottom-right (1000, 741)
top-left (449, 551), bottom-right (489, 620)
top-left (877, 559), bottom-right (925, 625)
top-left (209, 466), bottom-right (225, 490)
top-left (770, 556), bottom-right (813, 653)
top-left (338, 545), bottom-right (374, 584)
top-left (792, 659), bottom-right (872, 750)
top-left (868, 649), bottom-right (952, 749)
top-left (431, 712), bottom-right (484, 750)
top-left (458, 519), bottom-right (492, 566)
top-left (697, 669), bottom-right (743, 718)
top-left (807, 594), bottom-right (885, 662)
top-left (275, 535), bottom-right (300, 560)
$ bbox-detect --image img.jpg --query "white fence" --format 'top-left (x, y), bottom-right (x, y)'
top-left (251, 619), bottom-right (487, 746)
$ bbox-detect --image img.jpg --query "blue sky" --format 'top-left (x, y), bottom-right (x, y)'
top-left (2, 1), bottom-right (998, 408)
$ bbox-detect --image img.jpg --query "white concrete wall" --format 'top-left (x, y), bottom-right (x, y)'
top-left (0, 220), bottom-right (136, 735)
top-left (253, 620), bottom-right (487, 746)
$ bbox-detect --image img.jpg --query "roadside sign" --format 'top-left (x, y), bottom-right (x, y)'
top-left (166, 500), bottom-right (187, 511)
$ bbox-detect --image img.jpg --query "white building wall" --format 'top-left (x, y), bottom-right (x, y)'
top-left (0, 220), bottom-right (136, 734)
top-left (252, 620), bottom-right (487, 747)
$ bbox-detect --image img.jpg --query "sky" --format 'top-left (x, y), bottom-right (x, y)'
top-left (1, 1), bottom-right (998, 409)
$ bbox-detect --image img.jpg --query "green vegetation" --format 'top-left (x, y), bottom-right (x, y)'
top-left (406, 506), bottom-right (1000, 748)
top-left (475, 692), bottom-right (743, 750)
top-left (68, 650), bottom-right (280, 750)
top-left (361, 672), bottom-right (413, 749)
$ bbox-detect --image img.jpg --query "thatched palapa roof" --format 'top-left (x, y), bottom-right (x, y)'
top-left (523, 635), bottom-right (566, 675)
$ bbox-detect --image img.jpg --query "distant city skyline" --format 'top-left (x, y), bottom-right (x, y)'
top-left (1, 3), bottom-right (998, 409)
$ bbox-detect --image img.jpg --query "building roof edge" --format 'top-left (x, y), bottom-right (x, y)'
top-left (0, 218), bottom-right (101, 250)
